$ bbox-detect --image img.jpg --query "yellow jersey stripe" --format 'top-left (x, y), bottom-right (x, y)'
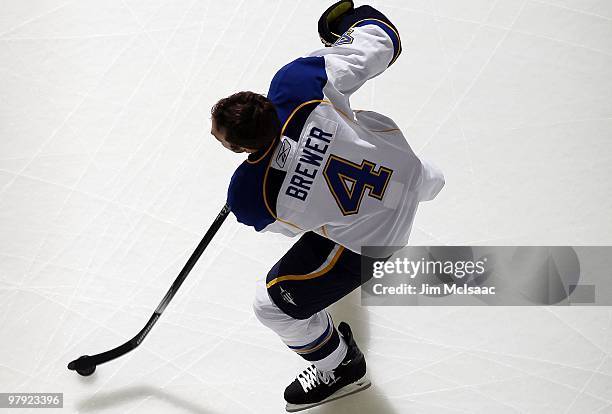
top-left (266, 246), bottom-right (345, 288)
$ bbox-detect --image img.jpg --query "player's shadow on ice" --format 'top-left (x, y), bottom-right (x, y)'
top-left (75, 385), bottom-right (211, 414)
top-left (321, 289), bottom-right (398, 414)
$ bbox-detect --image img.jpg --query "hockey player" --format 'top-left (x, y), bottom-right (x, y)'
top-left (210, 1), bottom-right (444, 411)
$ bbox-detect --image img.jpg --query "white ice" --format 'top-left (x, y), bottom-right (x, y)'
top-left (1, 0), bottom-right (611, 413)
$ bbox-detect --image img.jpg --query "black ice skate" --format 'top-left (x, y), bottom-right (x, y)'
top-left (284, 322), bottom-right (371, 412)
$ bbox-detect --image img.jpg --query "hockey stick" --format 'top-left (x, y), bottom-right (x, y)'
top-left (67, 204), bottom-right (231, 376)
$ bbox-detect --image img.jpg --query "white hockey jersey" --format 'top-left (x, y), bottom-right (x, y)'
top-left (227, 16), bottom-right (444, 256)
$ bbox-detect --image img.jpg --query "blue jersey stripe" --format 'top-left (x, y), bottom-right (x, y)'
top-left (354, 19), bottom-right (401, 65)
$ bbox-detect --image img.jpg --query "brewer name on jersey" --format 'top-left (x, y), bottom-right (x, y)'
top-left (286, 125), bottom-right (336, 202)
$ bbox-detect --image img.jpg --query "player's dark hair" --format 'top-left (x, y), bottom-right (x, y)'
top-left (211, 91), bottom-right (281, 151)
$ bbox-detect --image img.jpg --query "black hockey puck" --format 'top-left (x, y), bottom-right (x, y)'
top-left (68, 355), bottom-right (96, 376)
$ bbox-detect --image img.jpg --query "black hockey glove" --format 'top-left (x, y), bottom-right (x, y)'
top-left (318, 0), bottom-right (355, 46)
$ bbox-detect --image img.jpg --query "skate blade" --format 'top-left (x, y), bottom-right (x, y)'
top-left (285, 376), bottom-right (372, 413)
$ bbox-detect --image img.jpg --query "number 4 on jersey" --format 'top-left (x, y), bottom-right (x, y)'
top-left (323, 155), bottom-right (393, 215)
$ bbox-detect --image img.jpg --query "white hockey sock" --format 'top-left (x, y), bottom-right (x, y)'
top-left (312, 331), bottom-right (348, 372)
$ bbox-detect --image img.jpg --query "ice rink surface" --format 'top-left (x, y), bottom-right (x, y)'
top-left (1, 0), bottom-right (612, 412)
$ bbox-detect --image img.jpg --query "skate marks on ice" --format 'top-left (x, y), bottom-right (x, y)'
top-left (76, 385), bottom-right (211, 414)
top-left (314, 290), bottom-right (399, 414)
top-left (305, 385), bottom-right (397, 414)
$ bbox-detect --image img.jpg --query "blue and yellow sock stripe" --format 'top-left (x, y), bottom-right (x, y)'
top-left (288, 314), bottom-right (334, 355)
top-left (287, 313), bottom-right (341, 362)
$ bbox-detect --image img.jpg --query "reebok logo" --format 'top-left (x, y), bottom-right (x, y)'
top-left (275, 138), bottom-right (292, 169)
